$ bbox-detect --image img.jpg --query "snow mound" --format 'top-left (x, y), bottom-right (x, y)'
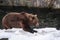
top-left (0, 28), bottom-right (60, 40)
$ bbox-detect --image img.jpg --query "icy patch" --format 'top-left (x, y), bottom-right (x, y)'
top-left (0, 28), bottom-right (60, 40)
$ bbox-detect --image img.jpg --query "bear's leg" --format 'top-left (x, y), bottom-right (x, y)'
top-left (27, 26), bottom-right (37, 33)
top-left (22, 20), bottom-right (37, 33)
top-left (3, 26), bottom-right (12, 30)
top-left (4, 27), bottom-right (12, 30)
top-left (3, 27), bottom-right (8, 29)
top-left (23, 24), bottom-right (37, 33)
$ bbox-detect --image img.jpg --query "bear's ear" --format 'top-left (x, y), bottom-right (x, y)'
top-left (21, 12), bottom-right (25, 14)
top-left (34, 15), bottom-right (37, 17)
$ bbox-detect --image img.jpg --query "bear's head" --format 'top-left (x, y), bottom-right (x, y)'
top-left (24, 13), bottom-right (39, 27)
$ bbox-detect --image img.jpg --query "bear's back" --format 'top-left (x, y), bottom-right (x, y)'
top-left (2, 12), bottom-right (26, 28)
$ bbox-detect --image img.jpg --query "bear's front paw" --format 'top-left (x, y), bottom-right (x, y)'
top-left (29, 30), bottom-right (37, 33)
top-left (33, 30), bottom-right (37, 33)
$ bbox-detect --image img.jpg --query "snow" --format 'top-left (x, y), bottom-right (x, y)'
top-left (0, 28), bottom-right (60, 40)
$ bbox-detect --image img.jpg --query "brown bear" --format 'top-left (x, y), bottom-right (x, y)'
top-left (2, 12), bottom-right (39, 33)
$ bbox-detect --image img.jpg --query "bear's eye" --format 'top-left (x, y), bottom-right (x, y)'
top-left (32, 17), bottom-right (35, 19)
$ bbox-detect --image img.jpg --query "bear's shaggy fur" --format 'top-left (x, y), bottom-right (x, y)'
top-left (2, 12), bottom-right (39, 33)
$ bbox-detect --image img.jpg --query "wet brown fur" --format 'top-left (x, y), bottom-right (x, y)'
top-left (2, 12), bottom-right (39, 33)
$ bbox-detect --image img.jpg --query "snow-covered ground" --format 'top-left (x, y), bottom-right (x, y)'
top-left (0, 28), bottom-right (60, 40)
